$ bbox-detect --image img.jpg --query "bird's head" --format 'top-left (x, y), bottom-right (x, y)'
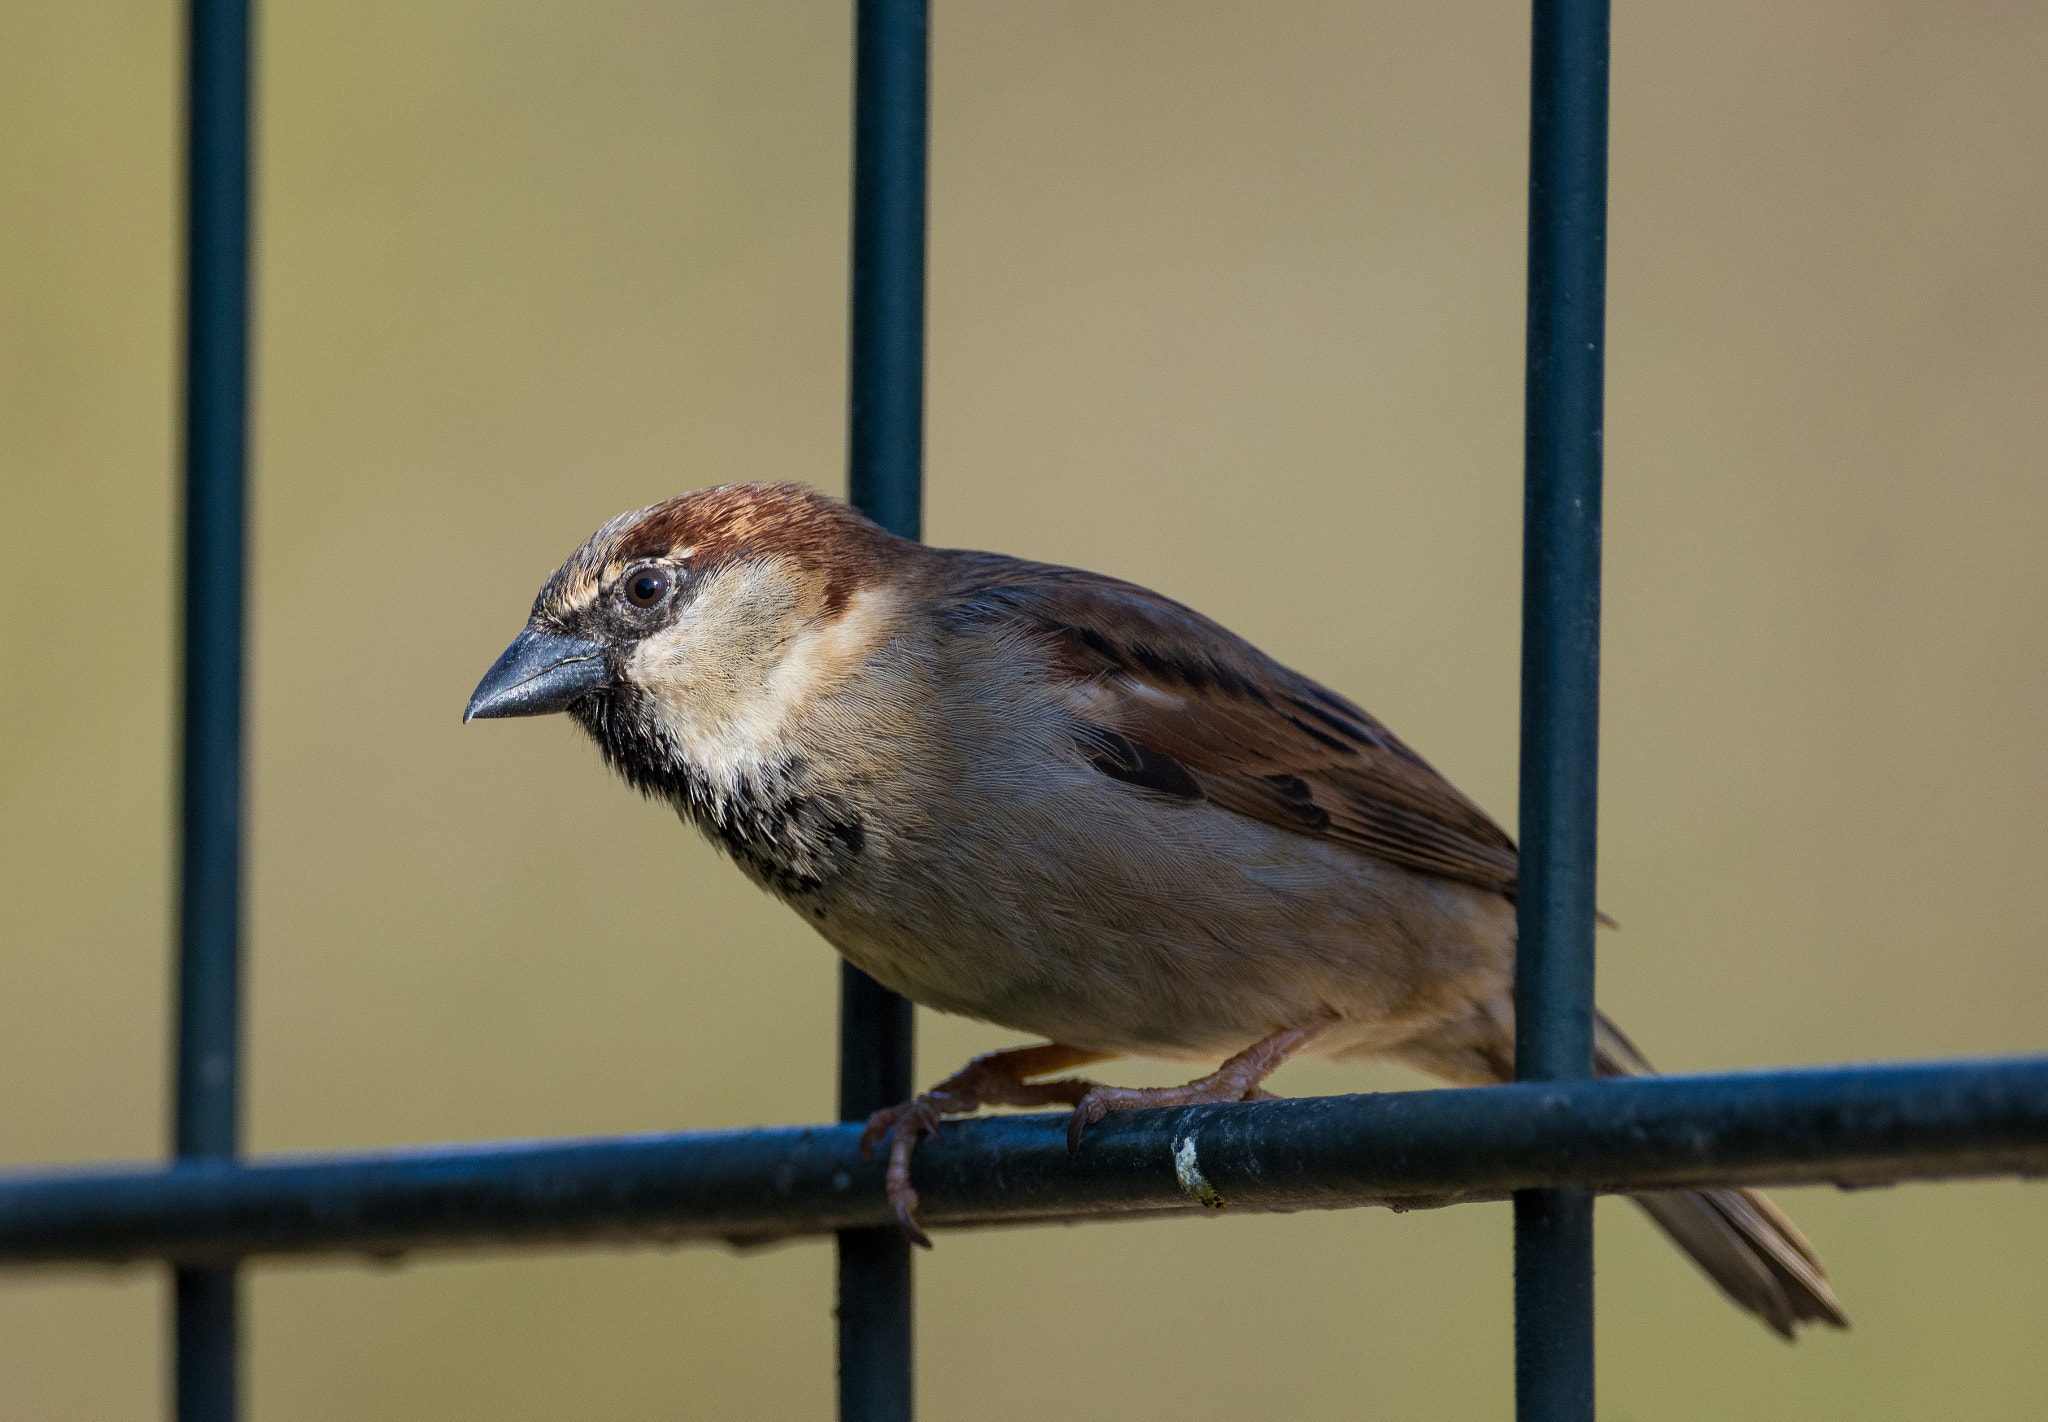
top-left (464, 482), bottom-right (912, 794)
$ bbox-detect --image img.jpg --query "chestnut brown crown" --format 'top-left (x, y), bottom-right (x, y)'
top-left (534, 481), bottom-right (903, 633)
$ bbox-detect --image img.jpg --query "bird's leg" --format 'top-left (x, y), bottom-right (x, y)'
top-left (1066, 1022), bottom-right (1328, 1155)
top-left (860, 1042), bottom-right (1117, 1247)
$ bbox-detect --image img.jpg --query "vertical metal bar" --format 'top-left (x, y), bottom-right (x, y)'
top-left (1514, 2), bottom-right (1607, 1420)
top-left (836, 974), bottom-right (916, 1422)
top-left (175, 1), bottom-right (252, 1419)
top-left (837, 2), bottom-right (927, 1420)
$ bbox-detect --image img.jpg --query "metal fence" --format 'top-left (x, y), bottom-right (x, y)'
top-left (4, 3), bottom-right (2044, 1421)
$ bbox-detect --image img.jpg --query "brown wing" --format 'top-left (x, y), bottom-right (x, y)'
top-left (942, 553), bottom-right (1520, 897)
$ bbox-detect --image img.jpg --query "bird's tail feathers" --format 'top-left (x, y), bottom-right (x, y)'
top-left (1595, 1012), bottom-right (1850, 1339)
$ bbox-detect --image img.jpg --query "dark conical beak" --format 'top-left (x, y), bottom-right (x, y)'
top-left (464, 627), bottom-right (611, 722)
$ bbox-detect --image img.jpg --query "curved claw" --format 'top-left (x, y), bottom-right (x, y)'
top-left (891, 1194), bottom-right (934, 1250)
top-left (1065, 1093), bottom-right (1109, 1157)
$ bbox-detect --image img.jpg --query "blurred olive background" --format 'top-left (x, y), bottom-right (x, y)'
top-left (5, 1), bottom-right (2046, 1417)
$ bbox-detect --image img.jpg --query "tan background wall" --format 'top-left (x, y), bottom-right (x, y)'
top-left (5, 2), bottom-right (2045, 1417)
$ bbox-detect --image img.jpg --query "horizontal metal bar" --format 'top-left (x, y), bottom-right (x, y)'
top-left (4, 1056), bottom-right (2043, 1269)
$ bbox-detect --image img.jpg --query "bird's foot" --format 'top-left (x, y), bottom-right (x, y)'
top-left (860, 1042), bottom-right (1118, 1247)
top-left (1064, 1077), bottom-right (1271, 1156)
top-left (1066, 1023), bottom-right (1325, 1155)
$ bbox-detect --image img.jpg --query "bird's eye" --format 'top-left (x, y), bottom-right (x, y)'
top-left (623, 566), bottom-right (671, 608)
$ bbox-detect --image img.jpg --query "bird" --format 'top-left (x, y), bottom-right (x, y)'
top-left (465, 480), bottom-right (1847, 1338)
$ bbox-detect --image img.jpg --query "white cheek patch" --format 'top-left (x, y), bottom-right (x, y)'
top-left (628, 562), bottom-right (785, 687)
top-left (624, 568), bottom-right (898, 785)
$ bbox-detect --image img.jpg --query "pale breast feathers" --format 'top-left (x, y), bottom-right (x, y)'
top-left (939, 555), bottom-right (1521, 897)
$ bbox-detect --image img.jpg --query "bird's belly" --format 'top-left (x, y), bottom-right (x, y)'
top-left (813, 791), bottom-right (1516, 1065)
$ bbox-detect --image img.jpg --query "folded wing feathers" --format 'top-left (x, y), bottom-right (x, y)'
top-left (950, 561), bottom-right (1520, 895)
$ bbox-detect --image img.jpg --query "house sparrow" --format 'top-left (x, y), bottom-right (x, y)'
top-left (465, 481), bottom-right (1847, 1338)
